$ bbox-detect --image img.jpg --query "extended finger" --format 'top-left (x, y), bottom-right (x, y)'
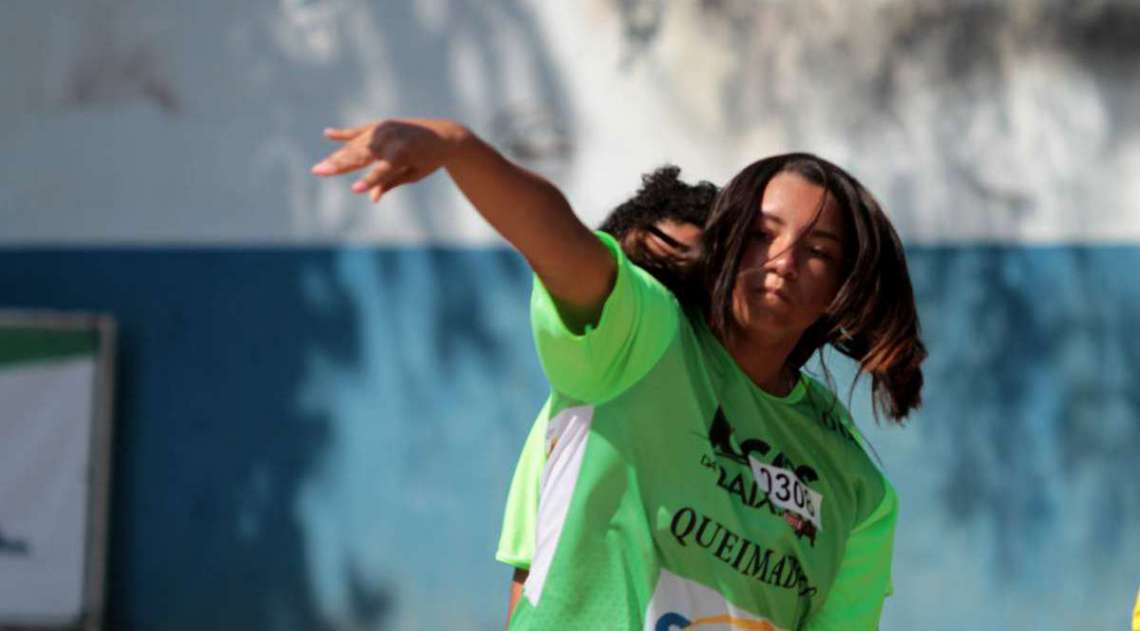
top-left (384, 167), bottom-right (420, 191)
top-left (323, 125), bottom-right (370, 141)
top-left (311, 144), bottom-right (373, 176)
top-left (352, 161), bottom-right (406, 193)
top-left (368, 167), bottom-right (418, 202)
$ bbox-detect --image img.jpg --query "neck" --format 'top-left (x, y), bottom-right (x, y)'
top-left (721, 326), bottom-right (799, 396)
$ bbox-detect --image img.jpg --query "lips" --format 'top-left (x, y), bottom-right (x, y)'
top-left (761, 285), bottom-right (790, 302)
top-left (739, 268), bottom-right (791, 303)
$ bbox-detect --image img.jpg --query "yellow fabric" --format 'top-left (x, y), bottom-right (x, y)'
top-left (495, 401), bottom-right (550, 569)
top-left (1132, 586), bottom-right (1140, 631)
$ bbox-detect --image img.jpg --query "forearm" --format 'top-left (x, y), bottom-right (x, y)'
top-left (313, 117), bottom-right (616, 327)
top-left (506, 568), bottom-right (527, 626)
top-left (444, 128), bottom-right (615, 326)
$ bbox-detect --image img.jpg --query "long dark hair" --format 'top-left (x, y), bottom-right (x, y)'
top-left (699, 153), bottom-right (926, 422)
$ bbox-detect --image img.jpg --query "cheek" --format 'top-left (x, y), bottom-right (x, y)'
top-left (801, 264), bottom-right (844, 308)
top-left (738, 244), bottom-right (769, 271)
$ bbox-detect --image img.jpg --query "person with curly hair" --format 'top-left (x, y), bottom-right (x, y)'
top-left (497, 165), bottom-right (717, 621)
top-left (312, 118), bottom-right (925, 631)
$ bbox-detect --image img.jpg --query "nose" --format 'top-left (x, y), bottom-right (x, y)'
top-left (768, 241), bottom-right (800, 280)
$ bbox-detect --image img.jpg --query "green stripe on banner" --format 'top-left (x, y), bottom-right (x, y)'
top-left (0, 328), bottom-right (99, 367)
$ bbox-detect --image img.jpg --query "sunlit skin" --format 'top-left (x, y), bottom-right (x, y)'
top-left (723, 172), bottom-right (848, 396)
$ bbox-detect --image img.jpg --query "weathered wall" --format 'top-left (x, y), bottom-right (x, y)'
top-left (1, 1), bottom-right (1137, 629)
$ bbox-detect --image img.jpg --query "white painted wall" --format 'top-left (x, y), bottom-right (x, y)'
top-left (2, 0), bottom-right (1137, 245)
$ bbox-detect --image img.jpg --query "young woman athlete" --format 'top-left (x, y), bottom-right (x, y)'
top-left (312, 118), bottom-right (925, 630)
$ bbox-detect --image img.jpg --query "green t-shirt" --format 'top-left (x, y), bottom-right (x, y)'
top-left (497, 399), bottom-right (551, 570)
top-left (505, 232), bottom-right (898, 631)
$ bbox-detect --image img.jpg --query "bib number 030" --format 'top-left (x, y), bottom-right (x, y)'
top-left (748, 457), bottom-right (824, 530)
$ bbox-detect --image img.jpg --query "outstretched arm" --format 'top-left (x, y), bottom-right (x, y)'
top-left (311, 118), bottom-right (614, 329)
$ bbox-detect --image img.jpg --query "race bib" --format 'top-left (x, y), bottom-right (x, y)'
top-left (748, 457), bottom-right (823, 530)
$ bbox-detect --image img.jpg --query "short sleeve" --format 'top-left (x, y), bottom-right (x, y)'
top-left (530, 231), bottom-right (680, 404)
top-left (1132, 585), bottom-right (1140, 631)
top-left (806, 479), bottom-right (899, 631)
top-left (496, 405), bottom-right (550, 569)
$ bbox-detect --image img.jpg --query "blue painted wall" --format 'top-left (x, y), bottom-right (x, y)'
top-left (1, 245), bottom-right (1137, 629)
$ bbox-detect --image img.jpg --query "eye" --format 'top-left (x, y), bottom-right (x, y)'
top-left (805, 244), bottom-right (835, 262)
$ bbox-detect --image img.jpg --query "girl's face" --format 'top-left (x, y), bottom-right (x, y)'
top-left (731, 172), bottom-right (848, 340)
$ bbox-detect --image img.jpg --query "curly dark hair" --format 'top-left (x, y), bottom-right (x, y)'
top-left (598, 165), bottom-right (717, 296)
top-left (599, 165), bottom-right (716, 239)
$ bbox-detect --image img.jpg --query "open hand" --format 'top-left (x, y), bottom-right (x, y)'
top-left (311, 118), bottom-right (468, 202)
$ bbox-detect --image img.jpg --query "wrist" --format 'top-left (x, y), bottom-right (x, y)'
top-left (442, 123), bottom-right (482, 167)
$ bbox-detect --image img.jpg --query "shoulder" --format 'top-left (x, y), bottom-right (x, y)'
top-left (798, 376), bottom-right (864, 450)
top-left (529, 231), bottom-right (683, 403)
top-left (799, 375), bottom-right (894, 522)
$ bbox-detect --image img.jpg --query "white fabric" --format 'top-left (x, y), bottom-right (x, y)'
top-left (523, 405), bottom-right (594, 606)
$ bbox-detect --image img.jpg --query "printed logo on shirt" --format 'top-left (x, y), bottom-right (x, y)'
top-left (644, 568), bottom-right (790, 631)
top-left (654, 613), bottom-right (779, 631)
top-left (699, 407), bottom-right (823, 545)
top-left (667, 506), bottom-right (818, 599)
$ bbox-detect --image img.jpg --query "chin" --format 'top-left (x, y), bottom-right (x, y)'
top-left (737, 309), bottom-right (792, 333)
top-left (751, 297), bottom-right (792, 319)
top-left (731, 296), bottom-right (801, 334)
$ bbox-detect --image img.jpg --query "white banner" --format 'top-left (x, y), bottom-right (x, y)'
top-left (0, 357), bottom-right (97, 624)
